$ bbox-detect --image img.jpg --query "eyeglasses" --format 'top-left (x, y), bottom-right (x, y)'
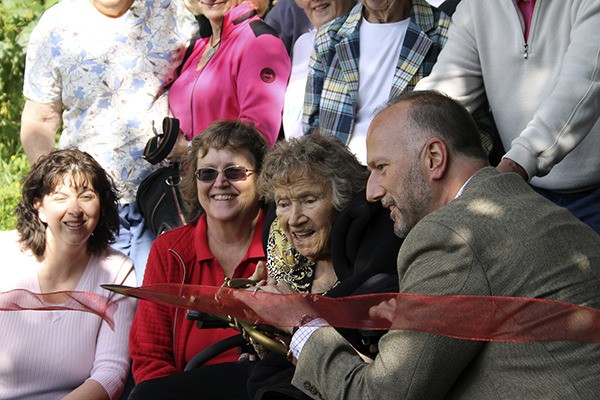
top-left (194, 166), bottom-right (255, 182)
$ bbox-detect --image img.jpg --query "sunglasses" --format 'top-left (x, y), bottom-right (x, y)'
top-left (194, 165), bottom-right (255, 182)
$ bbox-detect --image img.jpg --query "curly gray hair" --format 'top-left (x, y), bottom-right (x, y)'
top-left (257, 134), bottom-right (368, 212)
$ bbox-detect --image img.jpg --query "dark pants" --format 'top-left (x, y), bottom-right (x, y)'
top-left (128, 361), bottom-right (255, 400)
top-left (533, 185), bottom-right (600, 235)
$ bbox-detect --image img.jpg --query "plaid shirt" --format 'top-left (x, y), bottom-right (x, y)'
top-left (303, 1), bottom-right (451, 143)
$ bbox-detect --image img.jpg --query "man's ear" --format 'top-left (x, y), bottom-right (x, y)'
top-left (422, 138), bottom-right (448, 180)
top-left (34, 198), bottom-right (47, 224)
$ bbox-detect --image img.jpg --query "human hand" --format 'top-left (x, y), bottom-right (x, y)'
top-left (238, 352), bottom-right (258, 362)
top-left (253, 276), bottom-right (296, 296)
top-left (248, 261), bottom-right (267, 282)
top-left (249, 0), bottom-right (269, 16)
top-left (166, 133), bottom-right (189, 163)
top-left (247, 336), bottom-right (269, 359)
top-left (496, 157), bottom-right (528, 180)
top-left (368, 298), bottom-right (397, 323)
top-left (231, 282), bottom-right (314, 335)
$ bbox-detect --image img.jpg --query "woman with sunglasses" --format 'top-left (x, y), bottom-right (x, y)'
top-left (129, 120), bottom-right (268, 393)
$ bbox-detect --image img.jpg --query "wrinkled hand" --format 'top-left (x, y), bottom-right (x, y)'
top-left (496, 157), bottom-right (528, 180)
top-left (253, 276), bottom-right (296, 295)
top-left (232, 280), bottom-right (315, 335)
top-left (245, 278), bottom-right (297, 334)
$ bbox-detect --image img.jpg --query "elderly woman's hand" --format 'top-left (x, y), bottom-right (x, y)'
top-left (232, 279), bottom-right (311, 335)
top-left (254, 276), bottom-right (296, 295)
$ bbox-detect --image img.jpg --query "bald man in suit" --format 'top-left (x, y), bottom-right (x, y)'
top-left (289, 91), bottom-right (600, 399)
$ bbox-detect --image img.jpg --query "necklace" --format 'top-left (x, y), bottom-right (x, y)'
top-left (205, 34), bottom-right (221, 60)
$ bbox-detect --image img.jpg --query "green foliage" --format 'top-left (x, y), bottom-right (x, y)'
top-left (0, 0), bottom-right (58, 230)
top-left (1, 0), bottom-right (49, 143)
top-left (0, 150), bottom-right (29, 230)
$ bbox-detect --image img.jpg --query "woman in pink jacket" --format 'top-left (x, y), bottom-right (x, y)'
top-left (168, 0), bottom-right (291, 151)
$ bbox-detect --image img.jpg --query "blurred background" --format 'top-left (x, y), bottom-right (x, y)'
top-left (1, 1), bottom-right (65, 230)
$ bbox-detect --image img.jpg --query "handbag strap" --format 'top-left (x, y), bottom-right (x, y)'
top-left (143, 117), bottom-right (180, 165)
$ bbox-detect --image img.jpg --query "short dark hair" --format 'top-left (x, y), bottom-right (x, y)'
top-left (180, 120), bottom-right (269, 222)
top-left (16, 148), bottom-right (120, 257)
top-left (257, 134), bottom-right (368, 212)
top-left (383, 90), bottom-right (488, 161)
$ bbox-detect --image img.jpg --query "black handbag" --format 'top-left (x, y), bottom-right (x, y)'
top-left (136, 116), bottom-right (187, 235)
top-left (136, 164), bottom-right (187, 235)
top-left (142, 117), bottom-right (180, 165)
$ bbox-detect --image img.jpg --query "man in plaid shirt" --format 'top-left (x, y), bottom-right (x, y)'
top-left (302, 0), bottom-right (451, 164)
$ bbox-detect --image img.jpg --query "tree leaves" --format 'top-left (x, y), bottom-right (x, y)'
top-left (0, 0), bottom-right (58, 229)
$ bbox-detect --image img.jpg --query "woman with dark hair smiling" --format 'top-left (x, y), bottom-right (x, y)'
top-left (0, 149), bottom-right (136, 399)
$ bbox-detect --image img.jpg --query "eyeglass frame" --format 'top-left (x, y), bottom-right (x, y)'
top-left (194, 165), bottom-right (255, 183)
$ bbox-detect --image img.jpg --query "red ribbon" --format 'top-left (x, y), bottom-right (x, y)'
top-left (0, 289), bottom-right (117, 330)
top-left (107, 284), bottom-right (600, 343)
